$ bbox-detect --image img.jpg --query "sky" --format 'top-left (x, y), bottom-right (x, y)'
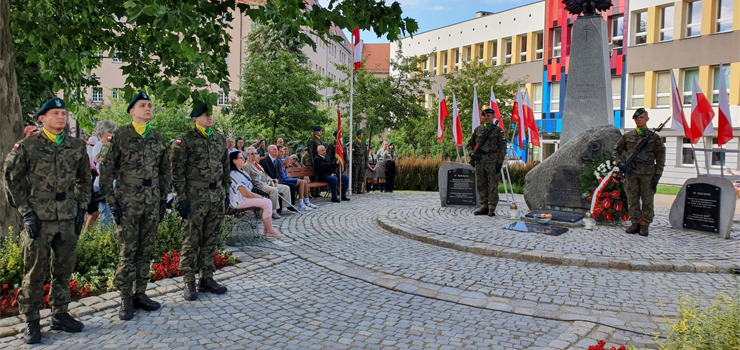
top-left (319, 0), bottom-right (542, 44)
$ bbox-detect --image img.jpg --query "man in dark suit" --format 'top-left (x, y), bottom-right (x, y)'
top-left (260, 144), bottom-right (297, 212)
top-left (314, 145), bottom-right (350, 202)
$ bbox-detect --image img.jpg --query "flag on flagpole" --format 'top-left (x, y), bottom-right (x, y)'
top-left (352, 27), bottom-right (363, 70)
top-left (523, 88), bottom-right (540, 147)
top-left (513, 85), bottom-right (526, 149)
top-left (438, 84), bottom-right (449, 143)
top-left (689, 77), bottom-right (715, 144)
top-left (336, 108), bottom-right (345, 168)
top-left (472, 86), bottom-right (480, 133)
top-left (452, 93), bottom-right (463, 149)
top-left (490, 87), bottom-right (502, 130)
top-left (717, 64), bottom-right (733, 146)
top-left (670, 70), bottom-right (691, 139)
top-left (511, 84), bottom-right (521, 126)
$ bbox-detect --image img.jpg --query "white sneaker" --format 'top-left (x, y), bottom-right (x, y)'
top-left (307, 203), bottom-right (318, 209)
top-left (299, 204), bottom-right (313, 211)
top-left (272, 212), bottom-right (281, 219)
top-left (282, 209), bottom-right (296, 215)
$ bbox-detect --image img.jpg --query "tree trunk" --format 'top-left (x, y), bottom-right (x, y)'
top-left (0, 0), bottom-right (24, 238)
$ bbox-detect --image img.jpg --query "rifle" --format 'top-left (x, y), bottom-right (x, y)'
top-left (469, 120), bottom-right (499, 167)
top-left (620, 116), bottom-right (670, 174)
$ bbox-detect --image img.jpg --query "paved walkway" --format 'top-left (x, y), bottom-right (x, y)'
top-left (2, 192), bottom-right (737, 349)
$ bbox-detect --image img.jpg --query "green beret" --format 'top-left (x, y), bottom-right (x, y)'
top-left (127, 91), bottom-right (152, 113)
top-left (389, 142), bottom-right (394, 146)
top-left (369, 145), bottom-right (374, 149)
top-left (313, 126), bottom-right (323, 132)
top-left (296, 147), bottom-right (303, 152)
top-left (190, 103), bottom-right (210, 118)
top-left (35, 98), bottom-right (66, 118)
top-left (333, 130), bottom-right (338, 137)
top-left (633, 108), bottom-right (647, 119)
top-left (356, 129), bottom-right (363, 136)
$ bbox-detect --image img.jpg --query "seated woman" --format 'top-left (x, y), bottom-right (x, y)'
top-left (229, 151), bottom-right (282, 237)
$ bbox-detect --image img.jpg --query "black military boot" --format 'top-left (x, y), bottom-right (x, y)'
top-left (183, 280), bottom-right (198, 301)
top-left (473, 208), bottom-right (488, 216)
top-left (198, 278), bottom-right (228, 295)
top-left (50, 312), bottom-right (84, 332)
top-left (133, 292), bottom-right (161, 311)
top-left (24, 319), bottom-right (41, 344)
top-left (625, 223), bottom-right (640, 234)
top-left (119, 297), bottom-right (134, 320)
top-left (488, 209), bottom-right (496, 217)
top-left (639, 225), bottom-right (649, 237)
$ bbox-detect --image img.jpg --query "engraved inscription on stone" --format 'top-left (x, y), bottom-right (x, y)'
top-left (546, 165), bottom-right (586, 209)
top-left (446, 168), bottom-right (477, 206)
top-left (683, 183), bottom-right (721, 233)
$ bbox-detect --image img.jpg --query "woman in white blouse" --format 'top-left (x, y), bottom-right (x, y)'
top-left (229, 151), bottom-right (281, 237)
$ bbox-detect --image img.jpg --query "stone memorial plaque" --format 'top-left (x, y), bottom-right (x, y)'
top-left (525, 209), bottom-right (584, 223)
top-left (504, 222), bottom-right (568, 236)
top-left (545, 165), bottom-right (587, 209)
top-left (683, 183), bottom-right (721, 233)
top-left (446, 168), bottom-right (477, 206)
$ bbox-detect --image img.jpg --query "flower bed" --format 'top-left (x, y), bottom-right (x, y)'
top-left (0, 211), bottom-right (235, 318)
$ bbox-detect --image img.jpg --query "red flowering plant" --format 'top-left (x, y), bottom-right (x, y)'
top-left (588, 340), bottom-right (634, 350)
top-left (152, 250), bottom-right (181, 281)
top-left (579, 154), bottom-right (629, 224)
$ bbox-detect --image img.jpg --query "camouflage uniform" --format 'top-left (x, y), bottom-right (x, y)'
top-left (306, 135), bottom-right (324, 167)
top-left (351, 139), bottom-right (367, 194)
top-left (98, 123), bottom-right (171, 298)
top-left (300, 153), bottom-right (311, 167)
top-left (4, 132), bottom-right (91, 322)
top-left (171, 128), bottom-right (229, 283)
top-left (612, 130), bottom-right (665, 226)
top-left (466, 124), bottom-right (507, 210)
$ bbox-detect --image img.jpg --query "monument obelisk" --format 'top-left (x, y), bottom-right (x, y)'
top-left (560, 0), bottom-right (614, 145)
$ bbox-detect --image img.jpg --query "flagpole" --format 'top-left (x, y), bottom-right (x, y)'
top-left (349, 38), bottom-right (354, 195)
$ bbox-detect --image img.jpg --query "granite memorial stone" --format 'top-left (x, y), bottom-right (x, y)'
top-left (438, 161), bottom-right (478, 207)
top-left (669, 177), bottom-right (735, 239)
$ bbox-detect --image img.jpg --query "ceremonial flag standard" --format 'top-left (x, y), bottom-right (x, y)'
top-left (452, 93), bottom-right (463, 148)
top-left (523, 88), bottom-right (540, 147)
top-left (437, 84), bottom-right (449, 143)
top-left (717, 64), bottom-right (733, 146)
top-left (669, 70), bottom-right (691, 139)
top-left (352, 27), bottom-right (363, 70)
top-left (336, 108), bottom-right (345, 168)
top-left (472, 86), bottom-right (481, 133)
top-left (490, 87), bottom-right (503, 130)
top-left (689, 77), bottom-right (715, 144)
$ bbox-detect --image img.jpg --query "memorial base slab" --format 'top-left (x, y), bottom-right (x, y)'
top-left (438, 162), bottom-right (478, 207)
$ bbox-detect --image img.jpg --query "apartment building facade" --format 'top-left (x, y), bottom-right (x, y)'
top-left (392, 0), bottom-right (739, 185)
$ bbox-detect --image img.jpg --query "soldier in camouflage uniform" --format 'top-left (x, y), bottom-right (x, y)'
top-left (351, 130), bottom-right (368, 194)
top-left (171, 104), bottom-right (230, 301)
top-left (99, 92), bottom-right (171, 320)
top-left (4, 98), bottom-right (90, 344)
top-left (326, 130), bottom-right (339, 164)
top-left (466, 108), bottom-right (507, 216)
top-left (613, 108), bottom-right (665, 237)
top-left (306, 126), bottom-right (325, 167)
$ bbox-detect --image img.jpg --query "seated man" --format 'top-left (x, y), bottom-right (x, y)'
top-left (314, 145), bottom-right (349, 202)
top-left (244, 147), bottom-right (293, 219)
top-left (260, 145), bottom-right (298, 211)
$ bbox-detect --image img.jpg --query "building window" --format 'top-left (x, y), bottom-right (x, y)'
top-left (612, 77), bottom-right (622, 110)
top-left (443, 52), bottom-right (448, 73)
top-left (711, 138), bottom-right (725, 166)
top-left (634, 11), bottom-right (648, 45)
top-left (422, 59), bottom-right (428, 72)
top-left (491, 40), bottom-right (498, 65)
top-left (550, 83), bottom-right (561, 112)
top-left (655, 71), bottom-right (671, 108)
top-left (712, 66), bottom-right (732, 104)
top-left (683, 68), bottom-right (699, 105)
top-left (92, 88), bottom-right (103, 103)
top-left (430, 55), bottom-right (437, 76)
top-left (535, 31), bottom-right (544, 60)
top-left (504, 38), bottom-right (512, 64)
top-left (552, 28), bottom-right (562, 58)
top-left (682, 137), bottom-right (695, 165)
top-left (111, 50), bottom-right (122, 63)
top-left (218, 91), bottom-right (229, 106)
top-left (454, 50), bottom-right (459, 70)
top-left (464, 46), bottom-right (471, 63)
top-left (477, 44), bottom-right (484, 64)
top-left (111, 88), bottom-right (123, 100)
top-left (519, 35), bottom-right (527, 62)
top-left (611, 16), bottom-right (624, 46)
top-left (716, 0), bottom-right (733, 33)
top-left (659, 6), bottom-right (674, 42)
top-left (685, 1), bottom-right (702, 37)
top-left (630, 74), bottom-right (645, 108)
top-left (533, 83), bottom-right (542, 112)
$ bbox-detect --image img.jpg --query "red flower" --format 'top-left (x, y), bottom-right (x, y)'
top-left (610, 190), bottom-right (620, 198)
top-left (593, 208), bottom-right (603, 218)
top-left (586, 195), bottom-right (592, 201)
top-left (613, 201), bottom-right (623, 211)
top-left (621, 213), bottom-right (630, 222)
top-left (600, 198), bottom-right (611, 209)
top-left (604, 211), bottom-right (614, 221)
top-left (611, 178), bottom-right (619, 184)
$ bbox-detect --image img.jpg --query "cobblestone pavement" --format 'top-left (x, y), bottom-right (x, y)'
top-left (2, 192), bottom-right (736, 349)
top-left (381, 194), bottom-right (740, 269)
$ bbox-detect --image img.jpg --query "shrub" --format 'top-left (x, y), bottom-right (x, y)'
top-left (153, 210), bottom-right (183, 263)
top-left (74, 225), bottom-right (119, 276)
top-left (395, 154), bottom-right (448, 191)
top-left (0, 233), bottom-right (23, 289)
top-left (507, 162), bottom-right (539, 187)
top-left (659, 294), bottom-right (740, 350)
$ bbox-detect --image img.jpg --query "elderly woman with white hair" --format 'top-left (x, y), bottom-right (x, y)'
top-left (244, 146), bottom-right (294, 219)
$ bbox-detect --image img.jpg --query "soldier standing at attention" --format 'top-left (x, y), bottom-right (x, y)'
top-left (4, 98), bottom-right (91, 344)
top-left (306, 126), bottom-right (325, 167)
top-left (613, 108), bottom-right (665, 237)
top-left (466, 108), bottom-right (507, 216)
top-left (172, 104), bottom-right (230, 301)
top-left (352, 130), bottom-right (368, 194)
top-left (99, 92), bottom-right (171, 320)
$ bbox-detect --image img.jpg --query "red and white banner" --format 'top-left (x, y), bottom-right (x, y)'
top-left (717, 64), bottom-right (733, 146)
top-left (437, 84), bottom-right (449, 143)
top-left (590, 168), bottom-right (617, 214)
top-left (490, 87), bottom-right (503, 130)
top-left (523, 88), bottom-right (540, 147)
top-left (352, 27), bottom-right (363, 70)
top-left (669, 70), bottom-right (691, 139)
top-left (472, 86), bottom-right (480, 133)
top-left (513, 85), bottom-right (525, 149)
top-left (452, 93), bottom-right (463, 148)
top-left (689, 77), bottom-right (715, 144)
top-left (336, 108), bottom-right (345, 168)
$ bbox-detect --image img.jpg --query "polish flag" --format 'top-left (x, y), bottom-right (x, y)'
top-left (437, 84), bottom-right (449, 143)
top-left (352, 27), bottom-right (363, 70)
top-left (717, 64), bottom-right (733, 146)
top-left (490, 87), bottom-right (503, 130)
top-left (510, 84), bottom-right (521, 125)
top-left (689, 77), bottom-right (715, 144)
top-left (513, 85), bottom-right (526, 149)
top-left (472, 86), bottom-right (481, 133)
top-left (452, 93), bottom-right (463, 149)
top-left (670, 70), bottom-right (691, 139)
top-left (523, 88), bottom-right (540, 147)
top-left (336, 108), bottom-right (345, 168)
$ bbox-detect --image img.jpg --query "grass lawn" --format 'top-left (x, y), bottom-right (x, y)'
top-left (656, 184), bottom-right (681, 195)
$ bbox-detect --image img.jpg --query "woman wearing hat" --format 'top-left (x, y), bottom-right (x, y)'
top-left (366, 146), bottom-right (378, 193)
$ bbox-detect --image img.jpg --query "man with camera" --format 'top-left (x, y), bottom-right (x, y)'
top-left (466, 108), bottom-right (507, 216)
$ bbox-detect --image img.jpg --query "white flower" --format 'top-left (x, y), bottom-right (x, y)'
top-left (594, 171), bottom-right (599, 179)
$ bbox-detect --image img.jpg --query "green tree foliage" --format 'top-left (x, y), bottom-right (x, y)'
top-left (98, 101), bottom-right (192, 143)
